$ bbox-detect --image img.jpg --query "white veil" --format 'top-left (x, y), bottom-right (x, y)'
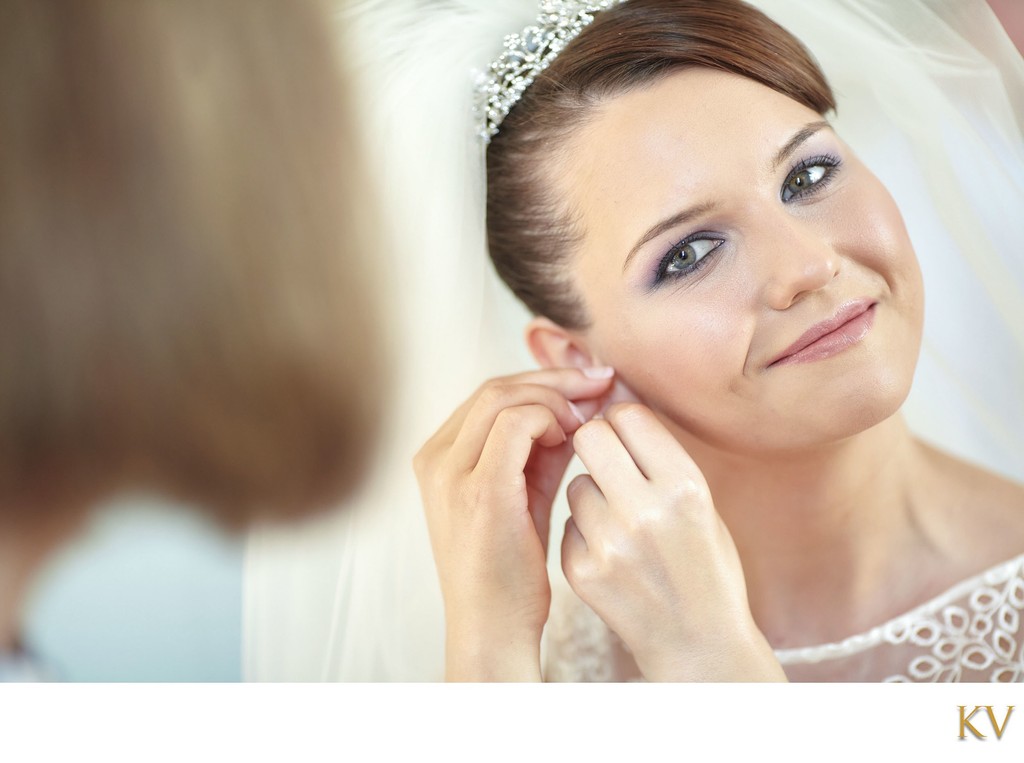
top-left (243, 0), bottom-right (1024, 681)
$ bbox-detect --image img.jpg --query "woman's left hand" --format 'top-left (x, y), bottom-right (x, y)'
top-left (561, 402), bottom-right (786, 682)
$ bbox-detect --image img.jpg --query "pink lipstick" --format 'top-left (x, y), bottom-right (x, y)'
top-left (769, 299), bottom-right (877, 368)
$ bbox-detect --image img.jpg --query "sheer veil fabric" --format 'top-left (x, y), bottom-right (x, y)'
top-left (243, 0), bottom-right (1024, 681)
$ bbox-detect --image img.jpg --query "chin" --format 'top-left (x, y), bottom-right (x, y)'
top-left (767, 313), bottom-right (922, 446)
top-left (764, 358), bottom-right (916, 452)
top-left (820, 381), bottom-right (909, 443)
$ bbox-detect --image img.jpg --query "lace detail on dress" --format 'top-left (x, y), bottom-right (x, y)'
top-left (543, 554), bottom-right (1024, 682)
top-left (779, 553), bottom-right (1024, 682)
top-left (543, 583), bottom-right (618, 682)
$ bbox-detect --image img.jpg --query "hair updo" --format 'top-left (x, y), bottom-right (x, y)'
top-left (485, 0), bottom-right (835, 330)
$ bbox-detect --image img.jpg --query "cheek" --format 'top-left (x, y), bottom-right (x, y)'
top-left (589, 291), bottom-right (753, 410)
top-left (838, 174), bottom-right (924, 307)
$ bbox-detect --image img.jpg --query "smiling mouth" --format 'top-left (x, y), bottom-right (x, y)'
top-left (768, 299), bottom-right (878, 368)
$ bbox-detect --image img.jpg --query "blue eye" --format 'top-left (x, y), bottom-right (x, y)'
top-left (654, 234), bottom-right (724, 285)
top-left (781, 155), bottom-right (841, 202)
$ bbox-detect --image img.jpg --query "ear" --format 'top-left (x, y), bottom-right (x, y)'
top-left (526, 316), bottom-right (643, 416)
top-left (525, 316), bottom-right (598, 370)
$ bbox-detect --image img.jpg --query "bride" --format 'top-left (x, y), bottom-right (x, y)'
top-left (244, 0), bottom-right (1024, 682)
top-left (414, 0), bottom-right (1024, 682)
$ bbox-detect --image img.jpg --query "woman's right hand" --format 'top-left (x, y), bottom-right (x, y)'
top-left (562, 403), bottom-right (785, 682)
top-left (414, 367), bottom-right (615, 681)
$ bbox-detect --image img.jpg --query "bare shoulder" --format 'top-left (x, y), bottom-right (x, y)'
top-left (919, 441), bottom-right (1024, 567)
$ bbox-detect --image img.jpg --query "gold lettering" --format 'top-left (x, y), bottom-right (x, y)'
top-left (985, 706), bottom-right (1014, 740)
top-left (959, 706), bottom-right (985, 740)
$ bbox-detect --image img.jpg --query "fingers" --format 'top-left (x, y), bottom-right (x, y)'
top-left (445, 369), bottom-right (614, 474)
top-left (474, 404), bottom-right (564, 496)
top-left (450, 385), bottom-right (577, 472)
top-left (560, 516), bottom-right (590, 583)
top-left (571, 417), bottom-right (641, 502)
top-left (561, 476), bottom-right (616, 594)
top-left (602, 403), bottom-right (702, 482)
top-left (573, 403), bottom-right (704, 486)
top-left (565, 473), bottom-right (606, 539)
top-left (497, 366), bottom-right (615, 394)
top-left (450, 368), bottom-right (614, 434)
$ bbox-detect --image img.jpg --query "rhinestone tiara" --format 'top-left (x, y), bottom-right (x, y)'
top-left (476, 0), bottom-right (627, 144)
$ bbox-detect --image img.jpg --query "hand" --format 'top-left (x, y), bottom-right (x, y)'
top-left (561, 403), bottom-right (785, 682)
top-left (414, 367), bottom-right (615, 680)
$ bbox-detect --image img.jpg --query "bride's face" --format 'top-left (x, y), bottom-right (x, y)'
top-left (551, 67), bottom-right (924, 454)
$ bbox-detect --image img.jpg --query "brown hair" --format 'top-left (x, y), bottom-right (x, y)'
top-left (486, 0), bottom-right (836, 329)
top-left (0, 0), bottom-right (385, 528)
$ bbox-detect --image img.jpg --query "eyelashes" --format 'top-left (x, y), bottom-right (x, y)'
top-left (653, 232), bottom-right (724, 287)
top-left (651, 153), bottom-right (844, 287)
top-left (781, 154), bottom-right (842, 202)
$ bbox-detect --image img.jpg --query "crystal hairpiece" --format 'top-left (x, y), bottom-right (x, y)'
top-left (476, 0), bottom-right (628, 144)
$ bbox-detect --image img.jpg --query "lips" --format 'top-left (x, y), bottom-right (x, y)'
top-left (768, 299), bottom-right (877, 368)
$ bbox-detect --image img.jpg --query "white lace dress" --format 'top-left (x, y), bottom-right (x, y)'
top-left (543, 553), bottom-right (1024, 682)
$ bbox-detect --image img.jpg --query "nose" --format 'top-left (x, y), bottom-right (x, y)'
top-left (758, 213), bottom-right (840, 311)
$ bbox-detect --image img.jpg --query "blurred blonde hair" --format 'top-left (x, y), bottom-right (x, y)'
top-left (0, 0), bottom-right (385, 527)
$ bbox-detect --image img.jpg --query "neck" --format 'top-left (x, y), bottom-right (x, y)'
top-left (682, 414), bottom-right (941, 648)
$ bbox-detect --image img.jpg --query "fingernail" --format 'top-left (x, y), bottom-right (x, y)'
top-left (582, 366), bottom-right (614, 379)
top-left (567, 401), bottom-right (587, 425)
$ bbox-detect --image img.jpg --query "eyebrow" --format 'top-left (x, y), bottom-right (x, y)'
top-left (770, 120), bottom-right (831, 173)
top-left (622, 200), bottom-right (718, 273)
top-left (622, 120), bottom-right (832, 273)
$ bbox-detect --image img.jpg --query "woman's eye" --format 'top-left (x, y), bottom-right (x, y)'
top-left (781, 157), bottom-right (840, 202)
top-left (665, 237), bottom-right (722, 275)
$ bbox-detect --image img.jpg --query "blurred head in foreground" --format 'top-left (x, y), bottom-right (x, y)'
top-left (0, 0), bottom-right (383, 581)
